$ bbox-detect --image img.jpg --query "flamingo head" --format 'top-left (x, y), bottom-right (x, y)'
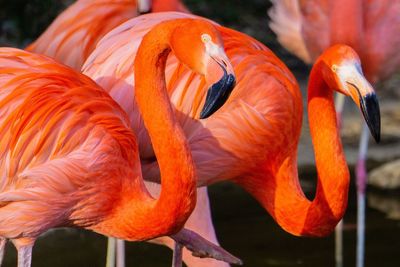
top-left (321, 44), bottom-right (381, 143)
top-left (170, 19), bottom-right (236, 119)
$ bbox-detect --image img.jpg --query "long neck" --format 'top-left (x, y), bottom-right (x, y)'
top-left (330, 0), bottom-right (363, 52)
top-left (239, 60), bottom-right (350, 237)
top-left (94, 20), bottom-right (196, 241)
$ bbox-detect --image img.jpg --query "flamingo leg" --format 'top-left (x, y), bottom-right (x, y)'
top-left (0, 237), bottom-right (6, 265)
top-left (172, 242), bottom-right (183, 267)
top-left (170, 228), bottom-right (242, 265)
top-left (106, 237), bottom-right (116, 267)
top-left (12, 239), bottom-right (34, 267)
top-left (334, 92), bottom-right (346, 267)
top-left (335, 220), bottom-right (343, 267)
top-left (356, 123), bottom-right (370, 267)
top-left (116, 239), bottom-right (125, 267)
top-left (335, 93), bottom-right (346, 128)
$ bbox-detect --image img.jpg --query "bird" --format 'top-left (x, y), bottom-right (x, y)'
top-left (0, 17), bottom-right (237, 267)
top-left (27, 1), bottom-right (230, 266)
top-left (82, 9), bottom-right (380, 261)
top-left (26, 0), bottom-right (188, 70)
top-left (27, 3), bottom-right (382, 266)
top-left (268, 1), bottom-right (399, 266)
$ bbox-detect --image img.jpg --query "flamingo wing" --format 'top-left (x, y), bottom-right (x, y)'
top-left (26, 0), bottom-right (137, 70)
top-left (0, 48), bottom-right (137, 239)
top-left (268, 0), bottom-right (312, 63)
top-left (362, 0), bottom-right (400, 82)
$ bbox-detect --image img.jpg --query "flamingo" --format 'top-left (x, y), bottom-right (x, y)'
top-left (268, 1), bottom-right (400, 266)
top-left (26, 0), bottom-right (188, 70)
top-left (0, 17), bottom-right (238, 267)
top-left (27, 1), bottom-right (230, 266)
top-left (28, 3), bottom-right (382, 266)
top-left (82, 9), bottom-right (380, 262)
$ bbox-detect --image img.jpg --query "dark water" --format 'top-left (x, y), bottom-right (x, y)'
top-left (3, 174), bottom-right (400, 267)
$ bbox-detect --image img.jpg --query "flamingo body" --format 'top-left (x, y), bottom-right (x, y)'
top-left (0, 48), bottom-right (160, 241)
top-left (269, 1), bottom-right (397, 266)
top-left (0, 17), bottom-right (238, 266)
top-left (27, 2), bottom-right (228, 266)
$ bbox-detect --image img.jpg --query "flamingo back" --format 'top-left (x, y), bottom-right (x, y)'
top-left (27, 0), bottom-right (137, 70)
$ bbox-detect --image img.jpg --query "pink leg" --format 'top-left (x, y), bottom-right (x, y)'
top-left (12, 238), bottom-right (34, 267)
top-left (137, 0), bottom-right (151, 13)
top-left (170, 228), bottom-right (242, 265)
top-left (172, 242), bottom-right (183, 267)
top-left (116, 239), bottom-right (125, 267)
top-left (356, 123), bottom-right (370, 267)
top-left (334, 93), bottom-right (345, 267)
top-left (106, 237), bottom-right (116, 267)
top-left (335, 93), bottom-right (346, 129)
top-left (0, 237), bottom-right (6, 265)
top-left (148, 184), bottom-right (235, 266)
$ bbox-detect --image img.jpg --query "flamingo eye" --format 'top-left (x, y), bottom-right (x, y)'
top-left (201, 34), bottom-right (211, 43)
top-left (332, 64), bottom-right (338, 72)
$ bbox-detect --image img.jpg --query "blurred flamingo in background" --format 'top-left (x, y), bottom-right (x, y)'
top-left (0, 16), bottom-right (240, 267)
top-left (269, 1), bottom-right (400, 266)
top-left (82, 10), bottom-right (380, 265)
top-left (27, 0), bottom-right (188, 70)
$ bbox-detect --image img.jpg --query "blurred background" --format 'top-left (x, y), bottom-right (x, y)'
top-left (0, 0), bottom-right (399, 266)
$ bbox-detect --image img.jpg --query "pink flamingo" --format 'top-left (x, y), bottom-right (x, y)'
top-left (82, 10), bottom-right (380, 266)
top-left (269, 1), bottom-right (400, 266)
top-left (0, 17), bottom-right (238, 267)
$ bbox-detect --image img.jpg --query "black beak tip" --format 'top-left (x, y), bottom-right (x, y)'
top-left (360, 93), bottom-right (381, 143)
top-left (199, 110), bottom-right (208, 120)
top-left (199, 73), bottom-right (236, 119)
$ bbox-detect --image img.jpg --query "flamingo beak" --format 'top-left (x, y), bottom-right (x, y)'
top-left (200, 55), bottom-right (236, 119)
top-left (358, 90), bottom-right (381, 143)
top-left (341, 64), bottom-right (381, 143)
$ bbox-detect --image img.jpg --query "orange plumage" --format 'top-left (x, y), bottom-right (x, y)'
top-left (83, 12), bottom-right (380, 237)
top-left (26, 0), bottom-right (189, 70)
top-left (0, 17), bottom-right (236, 266)
top-left (27, 1), bottom-right (231, 266)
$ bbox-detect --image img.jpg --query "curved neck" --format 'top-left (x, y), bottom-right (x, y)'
top-left (93, 20), bottom-right (196, 240)
top-left (134, 19), bottom-right (197, 234)
top-left (330, 0), bottom-right (363, 52)
top-left (239, 60), bottom-right (350, 237)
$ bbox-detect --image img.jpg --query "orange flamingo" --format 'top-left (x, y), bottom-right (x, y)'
top-left (27, 1), bottom-right (229, 266)
top-left (82, 9), bottom-right (380, 260)
top-left (0, 17), bottom-right (237, 267)
top-left (269, 1), bottom-right (399, 266)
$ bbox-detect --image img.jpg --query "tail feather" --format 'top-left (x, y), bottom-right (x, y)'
top-left (268, 0), bottom-right (311, 63)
